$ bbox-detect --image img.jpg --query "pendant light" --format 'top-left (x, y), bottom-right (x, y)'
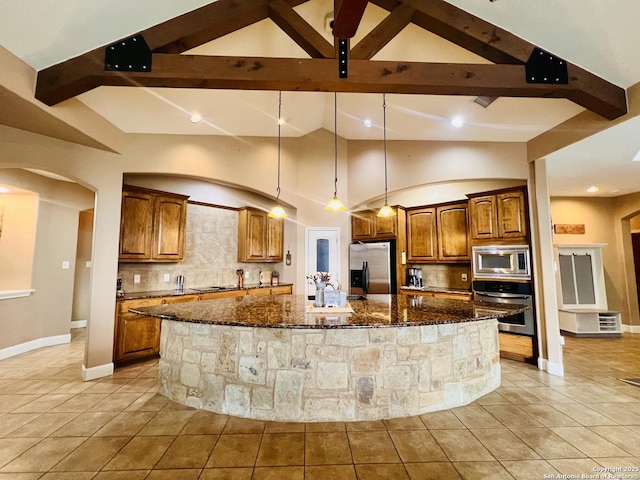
top-left (325, 92), bottom-right (346, 211)
top-left (268, 91), bottom-right (288, 219)
top-left (377, 93), bottom-right (396, 218)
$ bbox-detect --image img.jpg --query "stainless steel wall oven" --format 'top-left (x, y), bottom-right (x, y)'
top-left (473, 280), bottom-right (535, 336)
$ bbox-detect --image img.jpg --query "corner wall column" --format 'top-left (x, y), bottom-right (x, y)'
top-left (82, 183), bottom-right (123, 380)
top-left (529, 157), bottom-right (564, 376)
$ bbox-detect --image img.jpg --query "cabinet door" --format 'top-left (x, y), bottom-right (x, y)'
top-left (351, 211), bottom-right (374, 240)
top-left (407, 208), bottom-right (437, 262)
top-left (374, 211), bottom-right (397, 238)
top-left (246, 209), bottom-right (267, 260)
top-left (266, 216), bottom-right (284, 261)
top-left (153, 195), bottom-right (187, 261)
top-left (114, 298), bottom-right (163, 365)
top-left (497, 191), bottom-right (527, 238)
top-left (469, 196), bottom-right (497, 240)
top-left (119, 191), bottom-right (154, 260)
top-left (437, 203), bottom-right (470, 261)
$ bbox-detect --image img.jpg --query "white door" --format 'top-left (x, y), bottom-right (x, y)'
top-left (305, 228), bottom-right (341, 297)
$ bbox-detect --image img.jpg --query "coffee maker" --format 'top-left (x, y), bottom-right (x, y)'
top-left (407, 267), bottom-right (423, 287)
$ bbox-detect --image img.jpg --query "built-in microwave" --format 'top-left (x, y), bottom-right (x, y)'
top-left (472, 245), bottom-right (531, 280)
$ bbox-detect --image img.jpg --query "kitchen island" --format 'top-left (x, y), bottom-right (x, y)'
top-left (131, 294), bottom-right (527, 422)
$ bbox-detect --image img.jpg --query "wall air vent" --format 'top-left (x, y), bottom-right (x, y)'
top-left (473, 96), bottom-right (498, 108)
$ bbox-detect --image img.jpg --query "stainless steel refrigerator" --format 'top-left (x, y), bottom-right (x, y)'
top-left (349, 241), bottom-right (396, 295)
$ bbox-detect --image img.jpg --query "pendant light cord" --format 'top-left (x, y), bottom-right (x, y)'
top-left (383, 93), bottom-right (388, 205)
top-left (334, 92), bottom-right (338, 198)
top-left (276, 90), bottom-right (282, 201)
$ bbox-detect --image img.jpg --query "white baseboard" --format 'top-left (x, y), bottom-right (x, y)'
top-left (622, 324), bottom-right (640, 334)
top-left (538, 357), bottom-right (547, 371)
top-left (70, 320), bottom-right (87, 329)
top-left (82, 362), bottom-right (114, 381)
top-left (546, 361), bottom-right (565, 377)
top-left (0, 333), bottom-right (71, 361)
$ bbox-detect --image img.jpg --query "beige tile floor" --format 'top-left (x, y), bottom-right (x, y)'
top-left (1, 329), bottom-right (639, 479)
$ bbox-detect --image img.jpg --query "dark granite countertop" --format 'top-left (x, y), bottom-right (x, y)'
top-left (119, 283), bottom-right (293, 301)
top-left (130, 294), bottom-right (527, 329)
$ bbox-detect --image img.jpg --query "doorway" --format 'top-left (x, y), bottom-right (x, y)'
top-left (305, 227), bottom-right (341, 297)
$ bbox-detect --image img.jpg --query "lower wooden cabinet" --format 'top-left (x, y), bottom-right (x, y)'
top-left (114, 297), bottom-right (164, 366)
top-left (400, 289), bottom-right (472, 301)
top-left (114, 285), bottom-right (293, 366)
top-left (498, 332), bottom-right (536, 363)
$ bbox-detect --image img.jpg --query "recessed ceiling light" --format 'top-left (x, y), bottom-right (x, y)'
top-left (632, 149), bottom-right (640, 162)
top-left (189, 112), bottom-right (202, 123)
top-left (450, 116), bottom-right (465, 128)
top-left (587, 186), bottom-right (599, 193)
top-left (363, 119), bottom-right (372, 128)
top-left (0, 187), bottom-right (9, 193)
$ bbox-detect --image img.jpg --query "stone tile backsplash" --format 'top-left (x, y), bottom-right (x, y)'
top-left (118, 203), bottom-right (282, 293)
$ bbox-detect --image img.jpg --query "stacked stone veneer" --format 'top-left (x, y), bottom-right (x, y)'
top-left (158, 319), bottom-right (500, 422)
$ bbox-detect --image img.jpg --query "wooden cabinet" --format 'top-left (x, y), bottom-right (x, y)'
top-left (401, 289), bottom-right (472, 301)
top-left (497, 190), bottom-right (527, 239)
top-left (114, 297), bottom-right (164, 365)
top-left (407, 202), bottom-right (469, 263)
top-left (468, 187), bottom-right (527, 243)
top-left (237, 207), bottom-right (284, 262)
top-left (498, 332), bottom-right (535, 363)
top-left (119, 185), bottom-right (188, 262)
top-left (406, 207), bottom-right (437, 262)
top-left (437, 202), bottom-right (470, 261)
top-left (351, 207), bottom-right (404, 241)
top-left (269, 285), bottom-right (293, 295)
top-left (114, 285), bottom-right (293, 366)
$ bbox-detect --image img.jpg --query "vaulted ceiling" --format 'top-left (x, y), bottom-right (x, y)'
top-left (2, 0), bottom-right (640, 196)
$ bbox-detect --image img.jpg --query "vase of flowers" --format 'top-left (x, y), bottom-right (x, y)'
top-left (307, 271), bottom-right (332, 307)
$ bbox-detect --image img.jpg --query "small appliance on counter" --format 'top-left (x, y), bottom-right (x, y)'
top-left (259, 270), bottom-right (272, 285)
top-left (407, 267), bottom-right (423, 287)
top-left (236, 269), bottom-right (244, 288)
top-left (175, 275), bottom-right (185, 292)
top-left (271, 270), bottom-right (280, 286)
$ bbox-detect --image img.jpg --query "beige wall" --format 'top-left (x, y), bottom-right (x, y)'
top-left (0, 190), bottom-right (37, 290)
top-left (0, 198), bottom-right (79, 349)
top-left (72, 209), bottom-right (93, 322)
top-left (551, 195), bottom-right (640, 327)
top-left (348, 140), bottom-right (529, 208)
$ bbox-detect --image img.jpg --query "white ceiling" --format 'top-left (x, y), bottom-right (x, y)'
top-left (1, 0), bottom-right (640, 197)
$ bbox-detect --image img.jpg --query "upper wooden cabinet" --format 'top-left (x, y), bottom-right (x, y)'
top-left (468, 187), bottom-right (528, 243)
top-left (119, 185), bottom-right (188, 262)
top-left (406, 207), bottom-right (437, 262)
top-left (407, 202), bottom-right (469, 263)
top-left (351, 207), bottom-right (405, 241)
top-left (437, 202), bottom-right (471, 261)
top-left (237, 207), bottom-right (284, 262)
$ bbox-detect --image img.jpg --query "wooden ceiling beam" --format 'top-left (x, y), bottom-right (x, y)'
top-left (69, 54), bottom-right (620, 117)
top-left (371, 0), bottom-right (527, 64)
top-left (34, 0), bottom-right (627, 119)
top-left (368, 0), bottom-right (627, 118)
top-left (351, 4), bottom-right (415, 60)
top-left (268, 0), bottom-right (335, 58)
top-left (332, 0), bottom-right (369, 38)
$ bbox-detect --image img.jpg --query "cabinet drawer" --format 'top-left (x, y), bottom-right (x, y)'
top-left (270, 285), bottom-right (293, 295)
